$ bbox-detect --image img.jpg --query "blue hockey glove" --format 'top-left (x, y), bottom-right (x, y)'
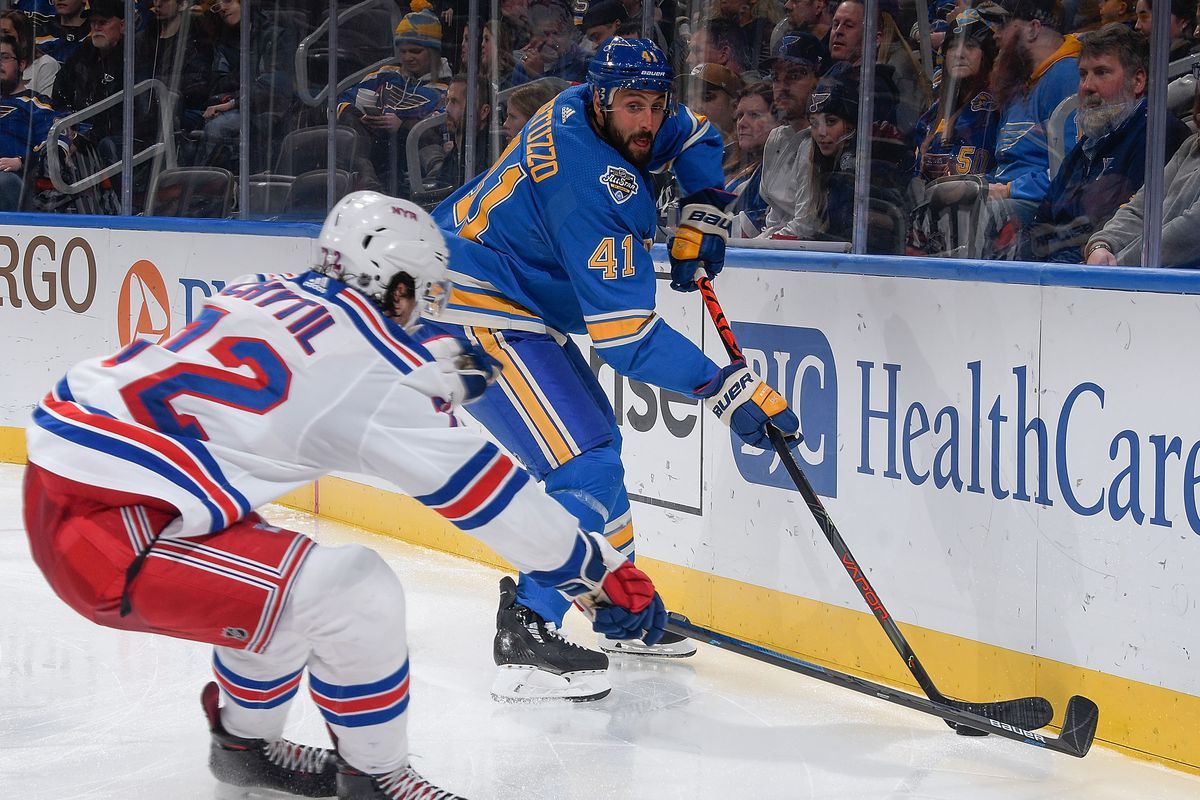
top-left (668, 188), bottom-right (735, 292)
top-left (422, 335), bottom-right (502, 406)
top-left (696, 362), bottom-right (802, 450)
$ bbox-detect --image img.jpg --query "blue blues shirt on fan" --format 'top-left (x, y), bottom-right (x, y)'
top-left (913, 89), bottom-right (1000, 181)
top-left (0, 88), bottom-right (67, 164)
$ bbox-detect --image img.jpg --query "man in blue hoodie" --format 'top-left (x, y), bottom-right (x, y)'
top-left (983, 0), bottom-right (1081, 258)
top-left (1025, 23), bottom-right (1190, 261)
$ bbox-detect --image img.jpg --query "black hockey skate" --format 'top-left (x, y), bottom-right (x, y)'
top-left (337, 760), bottom-right (466, 800)
top-left (203, 681), bottom-right (338, 797)
top-left (491, 576), bottom-right (611, 702)
top-left (599, 628), bottom-right (698, 658)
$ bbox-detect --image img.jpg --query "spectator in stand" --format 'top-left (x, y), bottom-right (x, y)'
top-left (336, 12), bottom-right (449, 196)
top-left (683, 62), bottom-right (744, 173)
top-left (756, 32), bottom-right (824, 238)
top-left (500, 77), bottom-right (562, 143)
top-left (581, 0), bottom-right (628, 55)
top-left (38, 0), bottom-right (89, 64)
top-left (906, 2), bottom-right (1005, 256)
top-left (803, 60), bottom-right (910, 251)
top-left (712, 0), bottom-right (774, 71)
top-left (461, 19), bottom-right (517, 91)
top-left (1027, 23), bottom-right (1189, 260)
top-left (982, 0), bottom-right (1080, 258)
top-left (687, 17), bottom-right (757, 81)
top-left (828, 0), bottom-right (928, 137)
top-left (434, 73), bottom-right (492, 189)
top-left (0, 10), bottom-right (59, 96)
top-left (726, 81), bottom-right (775, 235)
top-left (198, 0), bottom-right (297, 169)
top-left (771, 0), bottom-right (833, 54)
top-left (1098, 0), bottom-right (1137, 25)
top-left (135, 0), bottom-right (211, 133)
top-left (1083, 133), bottom-right (1200, 266)
top-left (806, 64), bottom-right (858, 243)
top-left (1134, 0), bottom-right (1196, 60)
top-left (0, 34), bottom-right (65, 210)
top-left (52, 0), bottom-right (146, 150)
top-left (510, 4), bottom-right (589, 85)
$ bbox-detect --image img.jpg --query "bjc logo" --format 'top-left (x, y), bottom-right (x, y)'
top-left (730, 322), bottom-right (838, 498)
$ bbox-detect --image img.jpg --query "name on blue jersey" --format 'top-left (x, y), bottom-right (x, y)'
top-left (524, 103), bottom-right (559, 183)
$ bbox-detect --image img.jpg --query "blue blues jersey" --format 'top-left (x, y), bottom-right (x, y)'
top-left (336, 65), bottom-right (446, 121)
top-left (913, 89), bottom-right (999, 180)
top-left (0, 89), bottom-right (66, 162)
top-left (37, 22), bottom-right (90, 64)
top-left (12, 0), bottom-right (55, 25)
top-left (432, 84), bottom-right (725, 396)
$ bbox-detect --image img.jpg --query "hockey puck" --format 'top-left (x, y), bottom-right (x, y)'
top-left (955, 724), bottom-right (990, 737)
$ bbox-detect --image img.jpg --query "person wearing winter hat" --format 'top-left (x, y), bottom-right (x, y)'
top-left (906, 2), bottom-right (1007, 256)
top-left (801, 61), bottom-right (911, 252)
top-left (914, 2), bottom-right (1005, 183)
top-left (755, 32), bottom-right (826, 238)
top-left (394, 8), bottom-right (451, 83)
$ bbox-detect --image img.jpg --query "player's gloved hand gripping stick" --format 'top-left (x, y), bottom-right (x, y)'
top-left (527, 530), bottom-right (667, 645)
top-left (421, 334), bottom-right (503, 407)
top-left (668, 276), bottom-right (1100, 758)
top-left (667, 188), bottom-right (735, 293)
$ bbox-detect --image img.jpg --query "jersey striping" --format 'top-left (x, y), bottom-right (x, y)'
top-left (26, 272), bottom-right (608, 583)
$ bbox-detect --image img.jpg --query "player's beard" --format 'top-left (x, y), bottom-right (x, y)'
top-left (991, 38), bottom-right (1034, 107)
top-left (602, 114), bottom-right (655, 168)
top-left (1078, 85), bottom-right (1138, 140)
top-left (0, 73), bottom-right (18, 95)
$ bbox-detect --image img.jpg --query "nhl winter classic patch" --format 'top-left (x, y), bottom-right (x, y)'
top-left (600, 165), bottom-right (638, 204)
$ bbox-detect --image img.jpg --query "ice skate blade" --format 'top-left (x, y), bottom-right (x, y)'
top-left (490, 665), bottom-right (611, 703)
top-left (599, 635), bottom-right (697, 658)
top-left (214, 781), bottom-right (326, 800)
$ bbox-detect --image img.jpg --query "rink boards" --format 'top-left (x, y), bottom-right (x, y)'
top-left (0, 218), bottom-right (1198, 771)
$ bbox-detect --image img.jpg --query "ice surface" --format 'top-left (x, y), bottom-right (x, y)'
top-left (1, 464), bottom-right (1197, 799)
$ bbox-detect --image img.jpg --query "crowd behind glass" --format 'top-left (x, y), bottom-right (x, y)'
top-left (0, 0), bottom-right (1197, 266)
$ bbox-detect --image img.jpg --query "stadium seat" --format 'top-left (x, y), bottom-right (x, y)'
top-left (145, 167), bottom-right (234, 218)
top-left (278, 168), bottom-right (350, 220)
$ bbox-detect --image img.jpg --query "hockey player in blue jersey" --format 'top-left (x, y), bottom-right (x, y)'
top-left (429, 37), bottom-right (802, 702)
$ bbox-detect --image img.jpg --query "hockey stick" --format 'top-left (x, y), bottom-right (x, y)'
top-left (693, 275), bottom-right (1065, 735)
top-left (666, 611), bottom-right (1098, 758)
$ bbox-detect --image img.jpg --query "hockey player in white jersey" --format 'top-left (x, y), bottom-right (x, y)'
top-left (22, 192), bottom-right (667, 800)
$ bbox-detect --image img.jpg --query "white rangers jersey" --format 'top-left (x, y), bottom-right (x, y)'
top-left (27, 271), bottom-right (595, 578)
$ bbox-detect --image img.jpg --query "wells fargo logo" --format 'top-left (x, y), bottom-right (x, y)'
top-left (116, 259), bottom-right (171, 346)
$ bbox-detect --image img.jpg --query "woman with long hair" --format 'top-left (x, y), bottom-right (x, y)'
top-left (725, 82), bottom-right (775, 235)
top-left (906, 2), bottom-right (1006, 255)
top-left (806, 67), bottom-right (859, 243)
top-left (912, 2), bottom-right (1004, 183)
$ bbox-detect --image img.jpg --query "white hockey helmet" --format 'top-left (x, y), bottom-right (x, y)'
top-left (317, 191), bottom-right (450, 327)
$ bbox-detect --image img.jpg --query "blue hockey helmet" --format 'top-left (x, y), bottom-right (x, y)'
top-left (587, 37), bottom-right (674, 114)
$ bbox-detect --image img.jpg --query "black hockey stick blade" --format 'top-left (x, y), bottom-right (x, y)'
top-left (941, 695), bottom-right (1055, 734)
top-left (666, 612), bottom-right (1099, 758)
